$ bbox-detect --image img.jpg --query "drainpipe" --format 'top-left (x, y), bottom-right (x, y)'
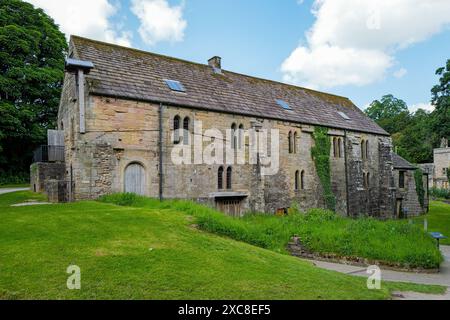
top-left (344, 130), bottom-right (350, 217)
top-left (159, 103), bottom-right (164, 201)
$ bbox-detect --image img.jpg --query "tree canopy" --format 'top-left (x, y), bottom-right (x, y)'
top-left (365, 60), bottom-right (450, 164)
top-left (0, 0), bottom-right (67, 179)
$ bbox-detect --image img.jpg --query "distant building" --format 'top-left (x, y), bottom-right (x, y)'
top-left (419, 138), bottom-right (450, 190)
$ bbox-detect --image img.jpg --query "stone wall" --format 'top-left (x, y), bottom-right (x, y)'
top-left (393, 169), bottom-right (427, 217)
top-left (59, 91), bottom-right (396, 218)
top-left (30, 162), bottom-right (65, 193)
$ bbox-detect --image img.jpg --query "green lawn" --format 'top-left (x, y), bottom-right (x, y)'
top-left (414, 201), bottom-right (450, 245)
top-left (0, 191), bottom-right (445, 300)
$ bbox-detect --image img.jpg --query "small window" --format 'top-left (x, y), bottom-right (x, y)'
top-left (301, 170), bottom-right (305, 190)
top-left (173, 115), bottom-right (180, 144)
top-left (218, 166), bottom-right (224, 190)
top-left (238, 124), bottom-right (244, 148)
top-left (366, 140), bottom-right (369, 159)
top-left (338, 138), bottom-right (342, 158)
top-left (288, 131), bottom-right (293, 154)
top-left (293, 132), bottom-right (298, 154)
top-left (333, 137), bottom-right (337, 158)
top-left (164, 79), bottom-right (185, 92)
top-left (295, 170), bottom-right (299, 191)
top-left (367, 172), bottom-right (370, 188)
top-left (226, 167), bottom-right (232, 190)
top-left (361, 140), bottom-right (366, 160)
top-left (399, 171), bottom-right (405, 189)
top-left (337, 111), bottom-right (350, 120)
top-left (183, 117), bottom-right (190, 145)
top-left (231, 123), bottom-right (237, 149)
top-left (276, 99), bottom-right (292, 110)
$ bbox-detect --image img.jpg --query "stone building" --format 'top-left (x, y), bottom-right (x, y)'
top-left (419, 138), bottom-right (450, 190)
top-left (32, 36), bottom-right (428, 218)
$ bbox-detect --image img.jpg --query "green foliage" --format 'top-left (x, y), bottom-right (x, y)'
top-left (414, 168), bottom-right (425, 208)
top-left (431, 59), bottom-right (450, 145)
top-left (99, 193), bottom-right (443, 269)
top-left (0, 0), bottom-right (67, 175)
top-left (0, 171), bottom-right (29, 185)
top-left (365, 94), bottom-right (411, 134)
top-left (430, 188), bottom-right (450, 200)
top-left (311, 127), bottom-right (335, 211)
top-left (2, 191), bottom-right (445, 299)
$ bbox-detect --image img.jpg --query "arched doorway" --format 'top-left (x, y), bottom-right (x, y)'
top-left (124, 163), bottom-right (146, 195)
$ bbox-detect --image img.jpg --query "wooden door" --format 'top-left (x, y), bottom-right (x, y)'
top-left (216, 199), bottom-right (242, 217)
top-left (125, 163), bottom-right (146, 195)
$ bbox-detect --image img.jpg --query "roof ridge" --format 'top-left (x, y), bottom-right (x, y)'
top-left (70, 35), bottom-right (351, 103)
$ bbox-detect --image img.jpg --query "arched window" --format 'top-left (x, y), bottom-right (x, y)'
top-left (293, 132), bottom-right (298, 154)
top-left (365, 140), bottom-right (369, 159)
top-left (361, 140), bottom-right (366, 160)
top-left (173, 115), bottom-right (180, 144)
top-left (218, 166), bottom-right (224, 190)
top-left (333, 137), bottom-right (337, 158)
top-left (367, 172), bottom-right (370, 188)
top-left (238, 124), bottom-right (244, 149)
top-left (301, 170), bottom-right (305, 190)
top-left (338, 138), bottom-right (342, 158)
top-left (226, 167), bottom-right (232, 190)
top-left (288, 131), bottom-right (293, 154)
top-left (231, 123), bottom-right (237, 149)
top-left (183, 117), bottom-right (190, 145)
top-left (295, 170), bottom-right (299, 191)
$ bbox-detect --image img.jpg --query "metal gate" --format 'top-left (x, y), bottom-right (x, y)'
top-left (124, 163), bottom-right (146, 195)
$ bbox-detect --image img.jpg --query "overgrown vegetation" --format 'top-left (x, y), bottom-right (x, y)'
top-left (100, 194), bottom-right (443, 269)
top-left (430, 187), bottom-right (450, 200)
top-left (311, 127), bottom-right (336, 211)
top-left (3, 191), bottom-right (445, 299)
top-left (414, 168), bottom-right (425, 208)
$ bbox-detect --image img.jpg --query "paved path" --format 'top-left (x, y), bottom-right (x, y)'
top-left (311, 245), bottom-right (450, 286)
top-left (310, 245), bottom-right (450, 299)
top-left (0, 187), bottom-right (29, 195)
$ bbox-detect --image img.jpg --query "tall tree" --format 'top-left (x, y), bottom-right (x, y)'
top-left (364, 94), bottom-right (411, 134)
top-left (0, 0), bottom-right (67, 177)
top-left (430, 59), bottom-right (450, 146)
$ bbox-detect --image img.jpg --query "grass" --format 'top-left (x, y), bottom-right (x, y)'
top-left (0, 191), bottom-right (445, 300)
top-left (414, 201), bottom-right (450, 245)
top-left (99, 194), bottom-right (443, 269)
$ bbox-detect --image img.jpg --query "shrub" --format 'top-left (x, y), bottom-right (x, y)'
top-left (0, 172), bottom-right (29, 186)
top-left (98, 193), bottom-right (443, 269)
top-left (430, 188), bottom-right (450, 200)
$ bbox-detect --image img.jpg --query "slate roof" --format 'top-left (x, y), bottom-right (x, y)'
top-left (392, 153), bottom-right (416, 170)
top-left (70, 36), bottom-right (389, 136)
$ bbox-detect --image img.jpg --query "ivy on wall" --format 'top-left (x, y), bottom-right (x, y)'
top-left (414, 168), bottom-right (425, 208)
top-left (311, 127), bottom-right (336, 211)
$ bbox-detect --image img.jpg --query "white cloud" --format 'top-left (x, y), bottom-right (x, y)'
top-left (131, 0), bottom-right (187, 46)
top-left (282, 0), bottom-right (450, 89)
top-left (393, 68), bottom-right (408, 79)
top-left (409, 102), bottom-right (435, 113)
top-left (26, 0), bottom-right (132, 46)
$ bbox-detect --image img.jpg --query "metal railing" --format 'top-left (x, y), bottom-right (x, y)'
top-left (33, 145), bottom-right (65, 163)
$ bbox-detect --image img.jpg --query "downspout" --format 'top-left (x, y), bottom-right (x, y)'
top-left (158, 103), bottom-right (164, 201)
top-left (344, 130), bottom-right (350, 217)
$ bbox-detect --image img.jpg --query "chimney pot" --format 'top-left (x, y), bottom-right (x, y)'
top-left (208, 56), bottom-right (222, 72)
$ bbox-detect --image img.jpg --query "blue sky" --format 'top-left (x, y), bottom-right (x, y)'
top-left (27, 0), bottom-right (450, 111)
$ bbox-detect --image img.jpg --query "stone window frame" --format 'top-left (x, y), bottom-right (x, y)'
top-left (293, 131), bottom-right (298, 154)
top-left (231, 123), bottom-right (237, 149)
top-left (295, 170), bottom-right (299, 191)
top-left (399, 170), bottom-right (406, 189)
top-left (301, 170), bottom-right (305, 190)
top-left (226, 166), bottom-right (232, 190)
top-left (218, 166), bottom-right (224, 190)
top-left (173, 115), bottom-right (181, 144)
top-left (238, 124), bottom-right (244, 149)
top-left (361, 139), bottom-right (366, 160)
top-left (288, 131), bottom-right (293, 154)
top-left (183, 117), bottom-right (190, 145)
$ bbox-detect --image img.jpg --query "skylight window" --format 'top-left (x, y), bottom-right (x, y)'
top-left (164, 79), bottom-right (185, 92)
top-left (276, 99), bottom-right (292, 110)
top-left (337, 111), bottom-right (351, 120)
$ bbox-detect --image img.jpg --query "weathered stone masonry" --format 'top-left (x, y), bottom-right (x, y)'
top-left (48, 35), bottom-right (429, 218)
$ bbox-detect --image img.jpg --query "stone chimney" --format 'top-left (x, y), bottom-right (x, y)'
top-left (208, 56), bottom-right (222, 73)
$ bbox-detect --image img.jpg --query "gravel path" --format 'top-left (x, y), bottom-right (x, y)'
top-left (0, 187), bottom-right (29, 195)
